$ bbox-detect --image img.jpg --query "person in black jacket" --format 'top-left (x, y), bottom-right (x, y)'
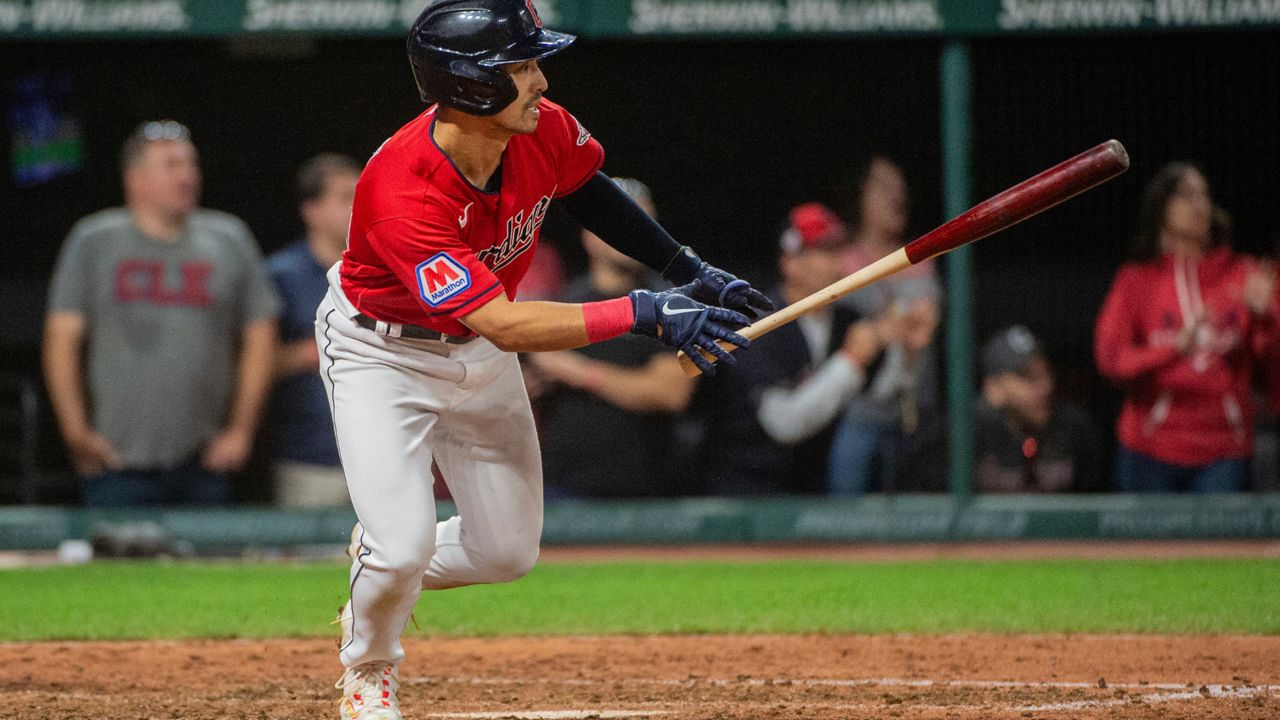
top-left (527, 178), bottom-right (697, 497)
top-left (975, 326), bottom-right (1105, 493)
top-left (700, 203), bottom-right (885, 494)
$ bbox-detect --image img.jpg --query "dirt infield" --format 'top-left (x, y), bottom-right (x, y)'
top-left (5, 633), bottom-right (1278, 719)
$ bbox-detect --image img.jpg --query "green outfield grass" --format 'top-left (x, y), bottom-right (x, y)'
top-left (1, 558), bottom-right (1276, 641)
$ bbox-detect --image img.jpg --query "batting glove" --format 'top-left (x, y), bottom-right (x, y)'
top-left (663, 246), bottom-right (775, 320)
top-left (629, 287), bottom-right (752, 375)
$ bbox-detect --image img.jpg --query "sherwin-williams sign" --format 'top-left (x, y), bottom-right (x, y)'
top-left (1, 0), bottom-right (1278, 37)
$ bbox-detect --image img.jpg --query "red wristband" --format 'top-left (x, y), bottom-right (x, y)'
top-left (582, 297), bottom-right (635, 343)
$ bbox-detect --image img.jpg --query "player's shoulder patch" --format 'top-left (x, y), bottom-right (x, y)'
top-left (538, 100), bottom-right (591, 147)
top-left (574, 117), bottom-right (592, 147)
top-left (416, 252), bottom-right (472, 307)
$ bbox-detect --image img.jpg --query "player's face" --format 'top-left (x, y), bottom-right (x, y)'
top-left (128, 139), bottom-right (201, 218)
top-left (493, 60), bottom-right (549, 135)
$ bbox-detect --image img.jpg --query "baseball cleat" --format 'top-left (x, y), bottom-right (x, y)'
top-left (337, 661), bottom-right (401, 720)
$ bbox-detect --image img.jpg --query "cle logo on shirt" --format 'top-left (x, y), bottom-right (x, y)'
top-left (416, 253), bottom-right (471, 307)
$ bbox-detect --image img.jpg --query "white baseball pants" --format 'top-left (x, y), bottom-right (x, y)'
top-left (317, 266), bottom-right (543, 669)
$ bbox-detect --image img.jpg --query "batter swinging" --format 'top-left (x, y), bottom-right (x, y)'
top-left (321, 2), bottom-right (773, 718)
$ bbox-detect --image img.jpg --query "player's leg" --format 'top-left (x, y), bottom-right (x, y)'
top-left (422, 345), bottom-right (543, 590)
top-left (318, 301), bottom-right (447, 669)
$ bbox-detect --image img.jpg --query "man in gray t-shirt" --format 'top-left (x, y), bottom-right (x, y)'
top-left (43, 120), bottom-right (280, 506)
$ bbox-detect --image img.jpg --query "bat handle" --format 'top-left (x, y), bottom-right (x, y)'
top-left (677, 340), bottom-right (739, 377)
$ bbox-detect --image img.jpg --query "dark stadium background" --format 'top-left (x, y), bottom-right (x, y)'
top-left (1, 31), bottom-right (1277, 497)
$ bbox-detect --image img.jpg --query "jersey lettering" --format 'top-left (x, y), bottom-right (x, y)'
top-left (114, 259), bottom-right (213, 307)
top-left (476, 195), bottom-right (551, 272)
top-left (416, 253), bottom-right (472, 307)
top-left (341, 99), bottom-right (603, 333)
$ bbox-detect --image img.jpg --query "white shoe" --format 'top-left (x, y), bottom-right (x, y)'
top-left (337, 661), bottom-right (401, 720)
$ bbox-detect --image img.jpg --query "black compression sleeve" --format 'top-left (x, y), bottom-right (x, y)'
top-left (558, 172), bottom-right (701, 283)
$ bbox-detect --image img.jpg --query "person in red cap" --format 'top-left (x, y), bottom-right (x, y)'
top-left (698, 203), bottom-right (886, 494)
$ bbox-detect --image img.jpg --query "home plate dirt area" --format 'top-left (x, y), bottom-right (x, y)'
top-left (4, 634), bottom-right (1278, 719)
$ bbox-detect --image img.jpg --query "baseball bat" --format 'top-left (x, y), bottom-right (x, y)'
top-left (678, 139), bottom-right (1130, 376)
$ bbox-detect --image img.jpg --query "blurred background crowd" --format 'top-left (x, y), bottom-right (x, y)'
top-left (1, 17), bottom-right (1278, 507)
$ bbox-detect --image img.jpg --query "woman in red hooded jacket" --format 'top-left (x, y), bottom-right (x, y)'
top-left (1095, 162), bottom-right (1278, 492)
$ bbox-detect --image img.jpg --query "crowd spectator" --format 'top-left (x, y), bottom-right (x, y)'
top-left (42, 120), bottom-right (279, 507)
top-left (699, 203), bottom-right (884, 494)
top-left (975, 326), bottom-right (1104, 493)
top-left (827, 156), bottom-right (942, 494)
top-left (1095, 162), bottom-right (1278, 492)
top-left (265, 153), bottom-right (361, 507)
top-left (1258, 251), bottom-right (1280, 490)
top-left (514, 235), bottom-right (566, 302)
top-left (527, 178), bottom-right (694, 497)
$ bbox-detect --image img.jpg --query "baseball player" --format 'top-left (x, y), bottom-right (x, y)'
top-left (323, 2), bottom-right (772, 718)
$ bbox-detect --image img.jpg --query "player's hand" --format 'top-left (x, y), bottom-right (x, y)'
top-left (202, 426), bottom-right (254, 473)
top-left (663, 247), bottom-right (774, 320)
top-left (65, 427), bottom-right (123, 477)
top-left (688, 262), bottom-right (775, 320)
top-left (629, 287), bottom-right (751, 375)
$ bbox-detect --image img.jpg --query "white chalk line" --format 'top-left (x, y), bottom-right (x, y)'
top-left (427, 707), bottom-right (670, 712)
top-left (1020, 684), bottom-right (1273, 712)
top-left (408, 675), bottom-right (1276, 715)
top-left (409, 674), bottom-right (1275, 692)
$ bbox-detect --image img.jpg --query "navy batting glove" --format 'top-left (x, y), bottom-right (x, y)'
top-left (629, 288), bottom-right (752, 375)
top-left (661, 246), bottom-right (775, 320)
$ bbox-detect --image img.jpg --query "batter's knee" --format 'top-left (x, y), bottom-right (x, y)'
top-left (479, 542), bottom-right (539, 583)
top-left (368, 542), bottom-right (437, 580)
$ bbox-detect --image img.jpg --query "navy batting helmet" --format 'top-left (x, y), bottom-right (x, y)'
top-left (407, 0), bottom-right (575, 116)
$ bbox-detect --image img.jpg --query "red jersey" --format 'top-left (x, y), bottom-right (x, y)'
top-left (340, 98), bottom-right (604, 336)
top-left (1094, 248), bottom-right (1280, 465)
top-left (1271, 264), bottom-right (1280, 414)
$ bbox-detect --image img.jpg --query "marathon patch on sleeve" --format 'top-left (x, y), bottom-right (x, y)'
top-left (416, 253), bottom-right (472, 307)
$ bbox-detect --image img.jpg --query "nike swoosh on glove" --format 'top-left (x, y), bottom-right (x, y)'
top-left (662, 247), bottom-right (775, 320)
top-left (629, 288), bottom-right (751, 375)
